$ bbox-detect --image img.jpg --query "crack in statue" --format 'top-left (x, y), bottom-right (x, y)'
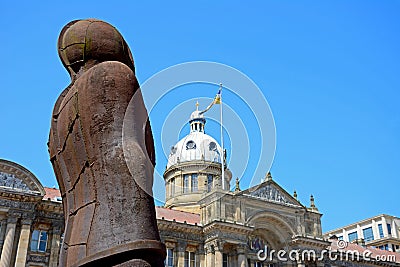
top-left (48, 19), bottom-right (165, 267)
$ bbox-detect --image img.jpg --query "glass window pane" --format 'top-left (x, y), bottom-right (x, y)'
top-left (184, 251), bottom-right (189, 267)
top-left (378, 224), bottom-right (384, 238)
top-left (183, 175), bottom-right (189, 193)
top-left (40, 231), bottom-right (48, 242)
top-left (39, 240), bottom-right (47, 252)
top-left (207, 175), bottom-right (213, 192)
top-left (191, 174), bottom-right (198, 192)
top-left (30, 230), bottom-right (40, 251)
top-left (30, 240), bottom-right (38, 251)
top-left (38, 231), bottom-right (48, 252)
top-left (166, 248), bottom-right (174, 267)
top-left (362, 227), bottom-right (374, 242)
top-left (387, 224), bottom-right (392, 235)
top-left (348, 231), bottom-right (358, 242)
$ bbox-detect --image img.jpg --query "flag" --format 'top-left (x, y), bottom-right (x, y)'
top-left (214, 88), bottom-right (221, 104)
top-left (200, 85), bottom-right (222, 114)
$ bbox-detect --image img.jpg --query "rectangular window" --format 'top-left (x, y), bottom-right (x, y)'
top-left (378, 224), bottom-right (384, 238)
top-left (207, 174), bottom-right (213, 192)
top-left (191, 174), bottom-right (198, 192)
top-left (184, 251), bottom-right (195, 267)
top-left (183, 174), bottom-right (189, 193)
top-left (387, 224), bottom-right (392, 235)
top-left (223, 253), bottom-right (228, 267)
top-left (165, 248), bottom-right (174, 267)
top-left (363, 227), bottom-right (374, 242)
top-left (348, 231), bottom-right (358, 242)
top-left (30, 230), bottom-right (48, 252)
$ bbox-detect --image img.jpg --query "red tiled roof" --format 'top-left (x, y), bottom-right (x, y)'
top-left (156, 206), bottom-right (200, 225)
top-left (330, 239), bottom-right (400, 263)
top-left (43, 187), bottom-right (61, 201)
top-left (41, 189), bottom-right (200, 225)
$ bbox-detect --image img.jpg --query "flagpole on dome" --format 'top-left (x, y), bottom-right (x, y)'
top-left (199, 83), bottom-right (225, 190)
top-left (218, 83), bottom-right (225, 190)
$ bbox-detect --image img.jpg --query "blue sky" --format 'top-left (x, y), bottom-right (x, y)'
top-left (0, 1), bottom-right (399, 232)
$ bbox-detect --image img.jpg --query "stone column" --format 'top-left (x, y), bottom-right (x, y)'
top-left (392, 220), bottom-right (398, 238)
top-left (204, 244), bottom-right (214, 267)
top-left (197, 245), bottom-right (205, 267)
top-left (177, 241), bottom-right (186, 267)
top-left (297, 260), bottom-right (306, 267)
top-left (49, 223), bottom-right (63, 267)
top-left (356, 224), bottom-right (362, 240)
top-left (0, 217), bottom-right (18, 267)
top-left (237, 245), bottom-right (248, 267)
top-left (214, 245), bottom-right (223, 267)
top-left (381, 216), bottom-right (389, 237)
top-left (15, 218), bottom-right (33, 267)
top-left (371, 219), bottom-right (379, 240)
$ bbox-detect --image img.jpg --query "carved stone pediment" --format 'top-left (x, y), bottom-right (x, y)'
top-left (0, 159), bottom-right (45, 195)
top-left (245, 182), bottom-right (301, 207)
top-left (0, 172), bottom-right (30, 191)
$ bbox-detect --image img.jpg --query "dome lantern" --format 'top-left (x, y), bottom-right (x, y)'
top-left (189, 101), bottom-right (206, 133)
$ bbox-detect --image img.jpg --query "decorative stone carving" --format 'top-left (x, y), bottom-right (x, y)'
top-left (247, 184), bottom-right (299, 206)
top-left (49, 19), bottom-right (165, 266)
top-left (0, 199), bottom-right (35, 210)
top-left (28, 254), bottom-right (49, 263)
top-left (0, 172), bottom-right (30, 191)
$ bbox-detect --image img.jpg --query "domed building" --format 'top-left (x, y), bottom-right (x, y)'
top-left (1, 107), bottom-right (399, 267)
top-left (164, 106), bottom-right (232, 213)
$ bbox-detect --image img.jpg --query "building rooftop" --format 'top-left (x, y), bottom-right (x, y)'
top-left (43, 187), bottom-right (62, 202)
top-left (329, 238), bottom-right (400, 263)
top-left (326, 214), bottom-right (399, 234)
top-left (41, 188), bottom-right (201, 225)
top-left (156, 206), bottom-right (200, 225)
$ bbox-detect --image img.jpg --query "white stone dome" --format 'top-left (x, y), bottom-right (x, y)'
top-left (167, 132), bottom-right (222, 168)
top-left (167, 104), bottom-right (224, 169)
top-left (167, 131), bottom-right (222, 168)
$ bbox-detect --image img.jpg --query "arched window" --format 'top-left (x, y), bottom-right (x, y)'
top-left (30, 230), bottom-right (48, 252)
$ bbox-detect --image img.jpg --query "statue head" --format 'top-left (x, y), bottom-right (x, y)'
top-left (58, 19), bottom-right (135, 78)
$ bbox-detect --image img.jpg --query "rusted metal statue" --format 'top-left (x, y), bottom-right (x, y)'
top-left (48, 19), bottom-right (165, 267)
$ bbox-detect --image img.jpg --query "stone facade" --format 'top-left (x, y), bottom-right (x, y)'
top-left (0, 159), bottom-right (63, 267)
top-left (1, 110), bottom-right (399, 266)
top-left (1, 159), bottom-right (399, 267)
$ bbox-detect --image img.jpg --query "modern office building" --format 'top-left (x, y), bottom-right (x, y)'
top-left (324, 214), bottom-right (400, 253)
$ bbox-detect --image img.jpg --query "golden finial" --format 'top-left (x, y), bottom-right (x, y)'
top-left (196, 101), bottom-right (199, 111)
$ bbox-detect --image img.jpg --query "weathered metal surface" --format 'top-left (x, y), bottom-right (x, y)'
top-left (48, 19), bottom-right (165, 267)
